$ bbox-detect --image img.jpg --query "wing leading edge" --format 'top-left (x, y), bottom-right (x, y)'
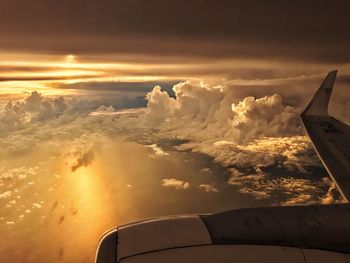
top-left (301, 70), bottom-right (350, 202)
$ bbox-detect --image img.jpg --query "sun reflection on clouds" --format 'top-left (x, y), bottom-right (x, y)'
top-left (42, 153), bottom-right (118, 263)
top-left (64, 166), bottom-right (106, 223)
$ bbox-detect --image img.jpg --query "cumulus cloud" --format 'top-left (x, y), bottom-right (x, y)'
top-left (161, 178), bottom-right (190, 190)
top-left (193, 136), bottom-right (321, 173)
top-left (147, 144), bottom-right (169, 158)
top-left (0, 167), bottom-right (37, 198)
top-left (198, 184), bottom-right (218, 193)
top-left (227, 168), bottom-right (342, 205)
top-left (0, 167), bottom-right (36, 181)
top-left (145, 82), bottom-right (301, 144)
top-left (89, 105), bottom-right (116, 116)
top-left (0, 191), bottom-right (12, 199)
top-left (32, 203), bottom-right (42, 209)
top-left (0, 91), bottom-right (69, 135)
top-left (229, 94), bottom-right (301, 142)
top-left (0, 100), bottom-right (30, 133)
top-left (146, 86), bottom-right (179, 120)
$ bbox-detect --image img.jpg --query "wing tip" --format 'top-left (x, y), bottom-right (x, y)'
top-left (301, 70), bottom-right (338, 117)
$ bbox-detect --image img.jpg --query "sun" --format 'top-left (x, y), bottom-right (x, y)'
top-left (64, 54), bottom-right (76, 64)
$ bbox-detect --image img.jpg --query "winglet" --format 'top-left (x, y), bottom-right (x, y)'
top-left (301, 70), bottom-right (337, 117)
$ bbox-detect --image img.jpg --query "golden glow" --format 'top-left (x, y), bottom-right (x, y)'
top-left (65, 166), bottom-right (104, 214)
top-left (1, 51), bottom-right (341, 99)
top-left (55, 162), bottom-right (114, 262)
top-left (0, 81), bottom-right (78, 98)
top-left (1, 69), bottom-right (102, 79)
top-left (64, 54), bottom-right (77, 64)
top-left (0, 52), bottom-right (182, 97)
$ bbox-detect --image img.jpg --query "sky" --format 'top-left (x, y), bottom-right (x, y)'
top-left (0, 1), bottom-right (350, 263)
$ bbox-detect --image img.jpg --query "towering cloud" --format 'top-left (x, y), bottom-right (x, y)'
top-left (0, 91), bottom-right (70, 135)
top-left (146, 86), bottom-right (179, 119)
top-left (145, 81), bottom-right (301, 145)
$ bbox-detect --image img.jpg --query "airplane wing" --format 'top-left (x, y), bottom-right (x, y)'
top-left (300, 70), bottom-right (350, 202)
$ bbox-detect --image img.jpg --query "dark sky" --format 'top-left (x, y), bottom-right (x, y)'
top-left (1, 0), bottom-right (350, 62)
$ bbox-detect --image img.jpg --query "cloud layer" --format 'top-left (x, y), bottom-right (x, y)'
top-left (0, 81), bottom-right (340, 206)
top-left (0, 81), bottom-right (344, 263)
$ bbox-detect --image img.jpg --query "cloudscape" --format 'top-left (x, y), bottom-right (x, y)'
top-left (0, 1), bottom-right (349, 262)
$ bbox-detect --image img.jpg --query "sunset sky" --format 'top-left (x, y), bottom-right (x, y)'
top-left (1, 1), bottom-right (350, 263)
